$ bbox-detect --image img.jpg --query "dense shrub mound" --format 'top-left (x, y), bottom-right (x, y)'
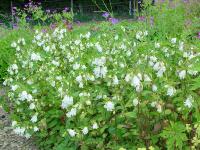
top-left (3, 24), bottom-right (200, 149)
top-left (0, 29), bottom-right (32, 83)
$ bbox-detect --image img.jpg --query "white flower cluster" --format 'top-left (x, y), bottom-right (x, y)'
top-left (67, 122), bottom-right (98, 137)
top-left (177, 70), bottom-right (186, 80)
top-left (7, 64), bottom-right (18, 75)
top-left (75, 75), bottom-right (84, 88)
top-left (31, 114), bottom-right (38, 123)
top-left (136, 31), bottom-right (148, 40)
top-left (92, 57), bottom-right (107, 78)
top-left (104, 101), bottom-right (115, 111)
top-left (11, 84), bottom-right (19, 91)
top-left (66, 108), bottom-right (77, 118)
top-left (149, 56), bottom-right (166, 77)
top-left (61, 95), bottom-right (74, 109)
top-left (151, 101), bottom-right (162, 113)
top-left (166, 85), bottom-right (176, 97)
top-left (133, 98), bottom-right (139, 106)
top-left (95, 43), bottom-right (103, 53)
top-left (11, 38), bottom-right (25, 51)
top-left (31, 52), bottom-right (42, 61)
top-left (18, 91), bottom-right (33, 101)
top-left (12, 121), bottom-right (32, 138)
top-left (184, 95), bottom-right (193, 108)
top-left (125, 73), bottom-right (151, 92)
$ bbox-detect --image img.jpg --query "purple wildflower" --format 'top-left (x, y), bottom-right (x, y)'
top-left (12, 7), bottom-right (17, 10)
top-left (28, 1), bottom-right (33, 7)
top-left (50, 23), bottom-right (57, 30)
top-left (109, 18), bottom-right (119, 24)
top-left (26, 16), bottom-right (31, 22)
top-left (76, 21), bottom-right (81, 26)
top-left (13, 23), bottom-right (18, 29)
top-left (198, 32), bottom-right (200, 39)
top-left (42, 29), bottom-right (47, 33)
top-left (138, 16), bottom-right (145, 21)
top-left (63, 7), bottom-right (69, 13)
top-left (46, 9), bottom-right (50, 13)
top-left (63, 20), bottom-right (67, 24)
top-left (102, 12), bottom-right (110, 19)
top-left (150, 17), bottom-right (154, 26)
top-left (183, 0), bottom-right (189, 3)
top-left (67, 23), bottom-right (73, 31)
top-left (12, 7), bottom-right (17, 15)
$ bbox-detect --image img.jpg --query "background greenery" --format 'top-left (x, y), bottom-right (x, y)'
top-left (0, 0), bottom-right (132, 25)
top-left (0, 28), bottom-right (32, 83)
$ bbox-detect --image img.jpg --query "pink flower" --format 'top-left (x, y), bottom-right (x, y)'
top-left (138, 16), bottom-right (145, 21)
top-left (198, 32), bottom-right (200, 39)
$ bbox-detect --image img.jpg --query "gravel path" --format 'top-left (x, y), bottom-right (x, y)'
top-left (0, 88), bottom-right (38, 150)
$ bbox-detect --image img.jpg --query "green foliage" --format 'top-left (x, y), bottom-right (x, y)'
top-left (4, 21), bottom-right (200, 149)
top-left (15, 2), bottom-right (73, 28)
top-left (0, 13), bottom-right (11, 27)
top-left (1, 1), bottom-right (200, 150)
top-left (142, 1), bottom-right (185, 39)
top-left (0, 29), bottom-right (32, 83)
top-left (160, 122), bottom-right (187, 149)
top-left (0, 1), bottom-right (73, 83)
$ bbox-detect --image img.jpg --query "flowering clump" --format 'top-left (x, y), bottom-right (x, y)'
top-left (12, 0), bottom-right (73, 29)
top-left (3, 24), bottom-right (200, 149)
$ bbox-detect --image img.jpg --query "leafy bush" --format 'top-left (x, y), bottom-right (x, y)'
top-left (0, 28), bottom-right (32, 83)
top-left (3, 20), bottom-right (200, 149)
top-left (0, 0), bottom-right (73, 83)
top-left (14, 1), bottom-right (73, 28)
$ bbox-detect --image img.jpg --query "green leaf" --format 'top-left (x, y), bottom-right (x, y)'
top-left (124, 111), bottom-right (137, 118)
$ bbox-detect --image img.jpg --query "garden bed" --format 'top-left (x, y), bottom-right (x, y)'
top-left (0, 0), bottom-right (199, 149)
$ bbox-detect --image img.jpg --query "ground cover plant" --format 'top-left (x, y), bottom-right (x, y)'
top-left (0, 28), bottom-right (33, 83)
top-left (1, 0), bottom-right (200, 149)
